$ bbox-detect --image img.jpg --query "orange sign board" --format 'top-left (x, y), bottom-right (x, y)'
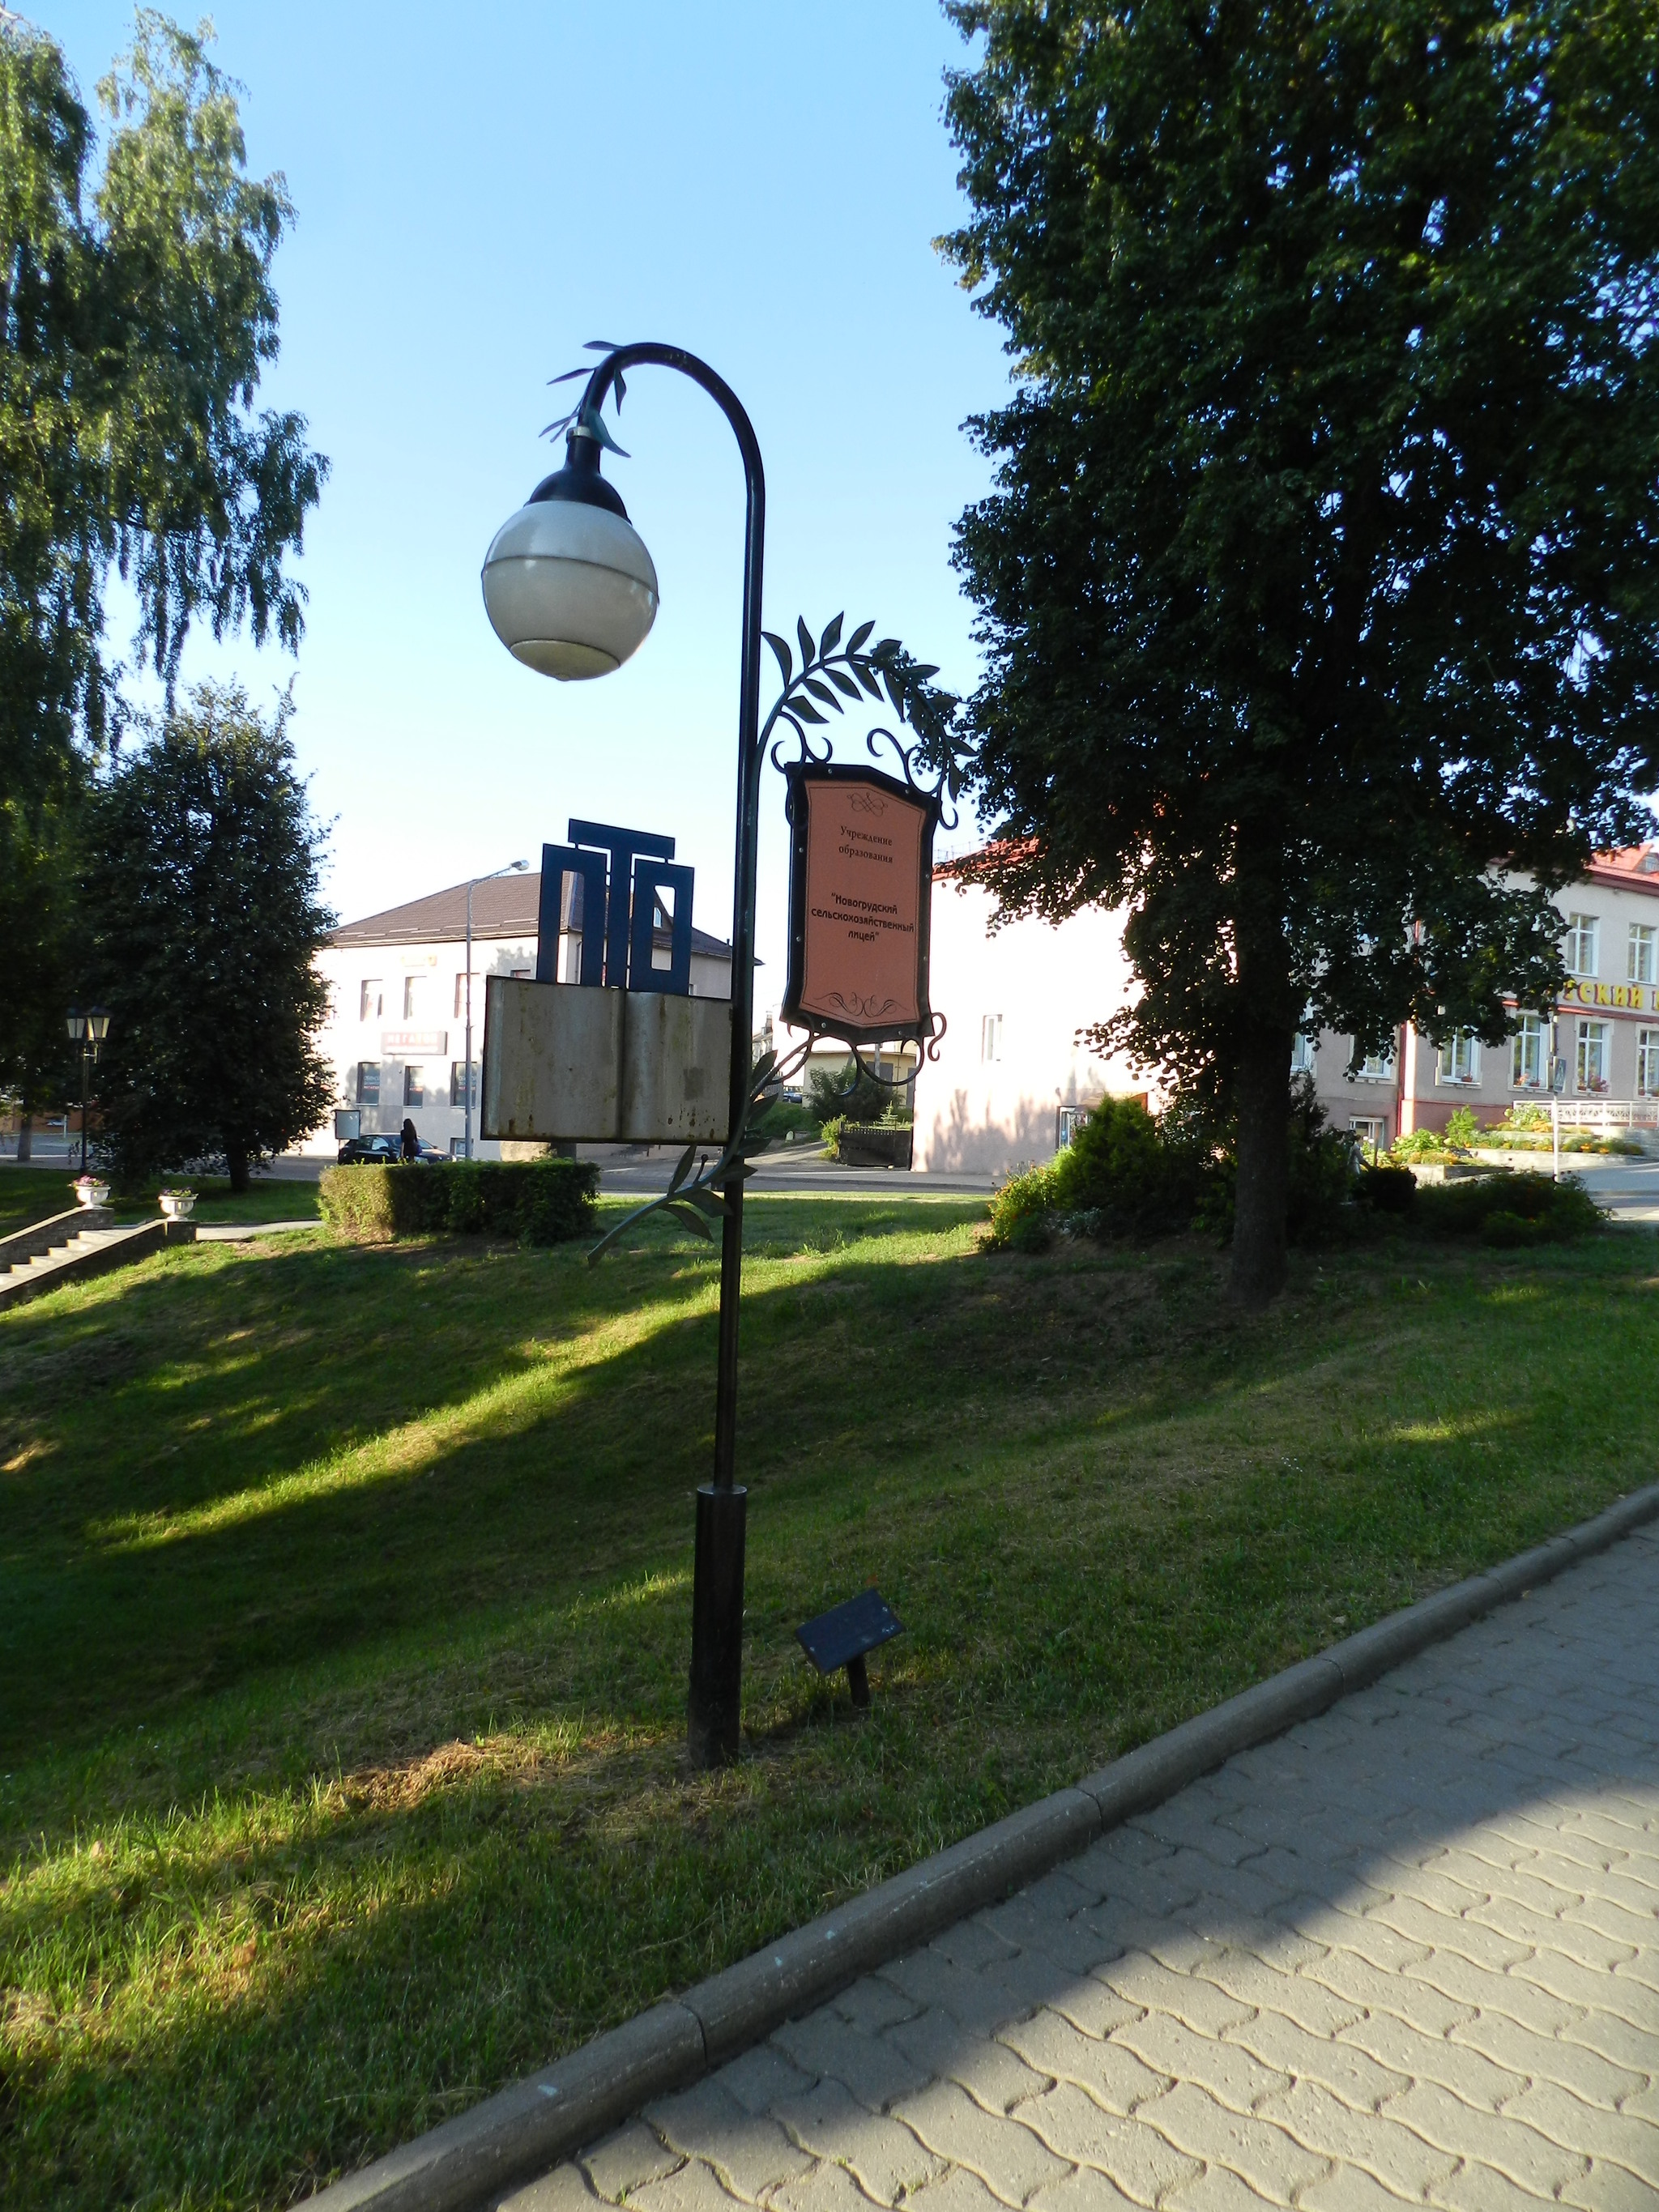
top-left (782, 766), bottom-right (937, 1042)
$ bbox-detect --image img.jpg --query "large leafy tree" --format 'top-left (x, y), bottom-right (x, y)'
top-left (943, 0), bottom-right (1659, 1302)
top-left (82, 684), bottom-right (334, 1190)
top-left (0, 799), bottom-right (77, 1151)
top-left (0, 11), bottom-right (324, 1114)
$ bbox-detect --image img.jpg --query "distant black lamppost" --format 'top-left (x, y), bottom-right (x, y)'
top-left (463, 859), bottom-right (530, 1159)
top-left (481, 343), bottom-right (764, 1771)
top-left (65, 1007), bottom-right (112, 1171)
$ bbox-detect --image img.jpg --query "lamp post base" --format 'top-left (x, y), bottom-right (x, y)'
top-left (688, 1483), bottom-right (747, 1769)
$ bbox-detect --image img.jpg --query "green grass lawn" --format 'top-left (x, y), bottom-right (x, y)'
top-left (0, 1166), bottom-right (100, 1234)
top-left (0, 1165), bottom-right (321, 1234)
top-left (2, 1194), bottom-right (1657, 2210)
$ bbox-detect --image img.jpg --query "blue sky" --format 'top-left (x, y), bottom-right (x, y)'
top-left (43, 2), bottom-right (1007, 1004)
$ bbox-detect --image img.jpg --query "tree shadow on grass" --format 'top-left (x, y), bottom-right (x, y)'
top-left (3, 1226), bottom-right (1281, 1760)
top-left (6, 1447), bottom-right (1657, 2212)
top-left (0, 1234), bottom-right (710, 1520)
top-left (4, 1227), bottom-right (1650, 1794)
top-left (2, 1703), bottom-right (869, 2212)
top-left (0, 1236), bottom-right (730, 1758)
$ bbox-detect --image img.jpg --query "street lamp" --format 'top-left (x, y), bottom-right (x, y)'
top-left (65, 1006), bottom-right (112, 1172)
top-left (463, 860), bottom-right (529, 1159)
top-left (482, 435), bottom-right (659, 679)
top-left (483, 343), bottom-right (765, 1770)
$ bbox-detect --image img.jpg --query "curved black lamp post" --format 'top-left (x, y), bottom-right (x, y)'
top-left (482, 344), bottom-right (766, 1768)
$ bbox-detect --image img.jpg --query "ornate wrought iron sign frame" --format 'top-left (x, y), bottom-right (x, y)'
top-left (586, 611), bottom-right (966, 1263)
top-left (780, 761), bottom-right (939, 1047)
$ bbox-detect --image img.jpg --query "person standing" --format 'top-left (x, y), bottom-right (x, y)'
top-left (399, 1118), bottom-right (419, 1162)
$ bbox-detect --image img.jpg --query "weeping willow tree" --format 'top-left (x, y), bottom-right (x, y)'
top-left (1, 11), bottom-right (325, 1130)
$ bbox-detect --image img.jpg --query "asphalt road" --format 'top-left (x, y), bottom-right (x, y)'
top-left (1550, 1154), bottom-right (1659, 1222)
top-left (11, 1146), bottom-right (1657, 1216)
top-left (598, 1149), bottom-right (996, 1198)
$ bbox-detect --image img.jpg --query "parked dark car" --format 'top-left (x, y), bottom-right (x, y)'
top-left (336, 1132), bottom-right (446, 1166)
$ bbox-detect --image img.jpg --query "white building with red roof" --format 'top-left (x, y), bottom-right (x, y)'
top-left (911, 844), bottom-right (1659, 1174)
top-left (301, 874), bottom-right (731, 1160)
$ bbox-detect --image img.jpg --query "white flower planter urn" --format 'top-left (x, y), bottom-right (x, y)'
top-left (159, 1191), bottom-right (196, 1221)
top-left (75, 1180), bottom-right (111, 1209)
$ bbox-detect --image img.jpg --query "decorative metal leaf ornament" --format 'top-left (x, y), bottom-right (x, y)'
top-left (585, 613), bottom-right (973, 1263)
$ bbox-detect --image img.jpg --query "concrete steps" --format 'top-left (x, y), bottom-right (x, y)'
top-left (0, 1211), bottom-right (169, 1311)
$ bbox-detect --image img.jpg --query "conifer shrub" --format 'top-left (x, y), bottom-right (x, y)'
top-left (987, 1081), bottom-right (1359, 1251)
top-left (1047, 1094), bottom-right (1211, 1234)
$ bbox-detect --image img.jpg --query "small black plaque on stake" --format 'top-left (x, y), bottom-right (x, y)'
top-left (796, 1588), bottom-right (906, 1708)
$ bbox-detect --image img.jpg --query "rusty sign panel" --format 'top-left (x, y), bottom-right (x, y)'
top-left (480, 976), bottom-right (730, 1144)
top-left (780, 764), bottom-right (939, 1044)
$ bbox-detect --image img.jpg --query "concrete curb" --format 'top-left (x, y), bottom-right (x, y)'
top-left (193, 1220), bottom-right (322, 1242)
top-left (307, 1480), bottom-right (1659, 2212)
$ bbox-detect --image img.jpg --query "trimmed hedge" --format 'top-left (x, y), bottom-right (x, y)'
top-left (1414, 1169), bottom-right (1601, 1244)
top-left (318, 1158), bottom-right (599, 1245)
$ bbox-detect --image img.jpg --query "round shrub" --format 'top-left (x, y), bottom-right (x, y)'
top-left (985, 1165), bottom-right (1055, 1248)
top-left (1047, 1094), bottom-right (1210, 1235)
top-left (1358, 1164), bottom-right (1417, 1214)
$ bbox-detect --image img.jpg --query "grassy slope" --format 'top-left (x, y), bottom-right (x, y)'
top-left (0, 1169), bottom-right (96, 1234)
top-left (0, 1166), bottom-right (320, 1234)
top-left (2, 1196), bottom-right (1657, 2210)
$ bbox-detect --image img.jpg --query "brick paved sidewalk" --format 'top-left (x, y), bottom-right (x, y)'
top-left (510, 1529), bottom-right (1659, 2212)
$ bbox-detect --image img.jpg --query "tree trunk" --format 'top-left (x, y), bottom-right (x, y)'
top-left (226, 1142), bottom-right (249, 1195)
top-left (1230, 1022), bottom-right (1294, 1306)
top-left (16, 1112), bottom-right (30, 1163)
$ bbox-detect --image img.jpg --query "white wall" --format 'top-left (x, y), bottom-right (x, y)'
top-left (909, 851), bottom-right (1659, 1173)
top-left (911, 876), bottom-right (1157, 1174)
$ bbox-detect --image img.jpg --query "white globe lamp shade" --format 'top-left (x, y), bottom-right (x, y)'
top-left (481, 435), bottom-right (659, 681)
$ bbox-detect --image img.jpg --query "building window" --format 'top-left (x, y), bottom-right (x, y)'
top-left (981, 1013), bottom-right (1004, 1063)
top-left (1350, 1116), bottom-right (1386, 1156)
top-left (1436, 1032), bottom-right (1481, 1085)
top-left (1637, 1027), bottom-right (1659, 1096)
top-left (403, 974), bottom-right (427, 1019)
top-left (1290, 1032), bottom-right (1317, 1076)
top-left (1629, 924), bottom-right (1657, 987)
top-left (1565, 913), bottom-right (1599, 978)
top-left (356, 1061), bottom-right (380, 1106)
top-left (403, 1064), bottom-right (424, 1107)
top-left (454, 971), bottom-right (482, 1019)
top-left (1576, 1020), bottom-right (1610, 1094)
top-left (360, 979), bottom-right (383, 1022)
top-left (450, 1061), bottom-right (478, 1110)
top-left (1057, 1105), bottom-right (1086, 1149)
top-left (510, 965), bottom-right (533, 981)
top-left (1511, 1013), bottom-right (1546, 1090)
top-left (1354, 1044), bottom-right (1394, 1081)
